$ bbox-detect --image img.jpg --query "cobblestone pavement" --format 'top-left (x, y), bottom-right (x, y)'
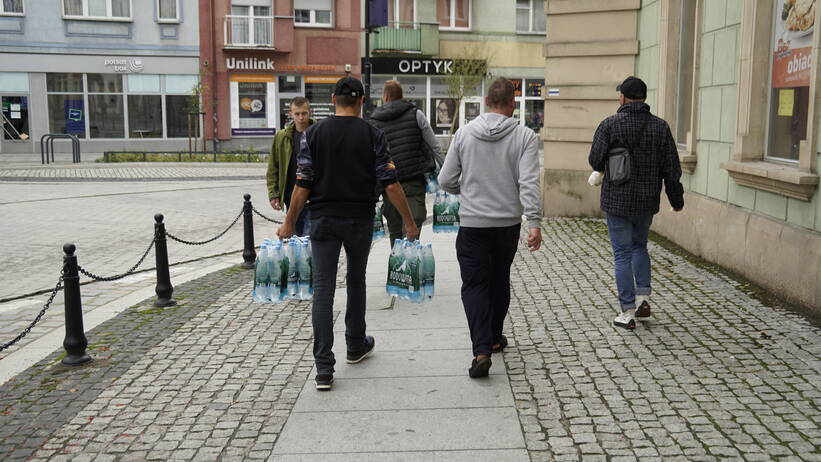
top-left (506, 218), bottom-right (821, 461)
top-left (0, 217), bottom-right (819, 461)
top-left (0, 265), bottom-right (319, 461)
top-left (0, 163), bottom-right (265, 181)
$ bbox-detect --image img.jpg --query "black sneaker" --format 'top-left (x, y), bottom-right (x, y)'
top-left (315, 374), bottom-right (333, 391)
top-left (468, 357), bottom-right (492, 378)
top-left (346, 336), bottom-right (375, 364)
top-left (635, 301), bottom-right (652, 321)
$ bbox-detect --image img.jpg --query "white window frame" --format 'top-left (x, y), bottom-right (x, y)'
top-left (156, 0), bottom-right (180, 23)
top-left (389, 0), bottom-right (417, 28)
top-left (439, 0), bottom-right (471, 31)
top-left (0, 0), bottom-right (25, 16)
top-left (61, 0), bottom-right (133, 22)
top-left (294, 0), bottom-right (333, 28)
top-left (515, 0), bottom-right (544, 34)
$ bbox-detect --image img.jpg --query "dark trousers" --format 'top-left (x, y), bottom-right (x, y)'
top-left (455, 224), bottom-right (521, 357)
top-left (310, 215), bottom-right (373, 375)
top-left (382, 178), bottom-right (427, 242)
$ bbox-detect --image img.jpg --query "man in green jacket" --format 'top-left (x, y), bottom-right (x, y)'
top-left (267, 97), bottom-right (313, 236)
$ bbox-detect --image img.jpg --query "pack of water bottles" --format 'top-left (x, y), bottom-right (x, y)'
top-left (386, 239), bottom-right (435, 303)
top-left (433, 192), bottom-right (460, 233)
top-left (373, 203), bottom-right (385, 241)
top-left (252, 237), bottom-right (313, 303)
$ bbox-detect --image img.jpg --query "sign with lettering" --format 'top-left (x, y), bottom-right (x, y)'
top-left (366, 58), bottom-right (484, 76)
top-left (227, 57), bottom-right (276, 71)
top-left (104, 57), bottom-right (144, 73)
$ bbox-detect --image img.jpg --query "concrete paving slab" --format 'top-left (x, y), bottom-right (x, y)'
top-left (329, 350), bottom-right (505, 379)
top-left (269, 449), bottom-right (530, 461)
top-left (270, 407), bottom-right (526, 455)
top-left (333, 303), bottom-right (466, 331)
top-left (332, 327), bottom-right (472, 352)
top-left (292, 375), bottom-right (514, 412)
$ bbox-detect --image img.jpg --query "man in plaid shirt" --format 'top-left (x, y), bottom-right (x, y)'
top-left (589, 76), bottom-right (685, 330)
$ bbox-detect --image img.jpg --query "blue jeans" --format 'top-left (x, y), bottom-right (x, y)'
top-left (605, 214), bottom-right (653, 312)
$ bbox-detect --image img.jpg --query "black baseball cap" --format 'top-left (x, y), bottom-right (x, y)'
top-left (616, 76), bottom-right (647, 100)
top-left (334, 76), bottom-right (365, 98)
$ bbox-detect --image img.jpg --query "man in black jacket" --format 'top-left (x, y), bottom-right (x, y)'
top-left (369, 80), bottom-right (442, 242)
top-left (278, 77), bottom-right (419, 391)
top-left (589, 76), bottom-right (684, 330)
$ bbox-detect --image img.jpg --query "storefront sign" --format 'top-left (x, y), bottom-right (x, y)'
top-left (772, 0), bottom-right (815, 88)
top-left (104, 57), bottom-right (144, 73)
top-left (227, 57), bottom-right (276, 71)
top-left (366, 58), bottom-right (484, 76)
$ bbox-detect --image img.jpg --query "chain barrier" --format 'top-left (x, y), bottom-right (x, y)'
top-left (0, 270), bottom-right (64, 353)
top-left (252, 205), bottom-right (283, 224)
top-left (78, 238), bottom-right (156, 282)
top-left (166, 209), bottom-right (244, 246)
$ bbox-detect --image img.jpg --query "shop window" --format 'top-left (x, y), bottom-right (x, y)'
top-left (398, 75), bottom-right (427, 114)
top-left (166, 74), bottom-right (198, 93)
top-left (511, 78), bottom-right (544, 133)
top-left (237, 82), bottom-right (268, 130)
top-left (157, 0), bottom-right (179, 22)
top-left (278, 75), bottom-right (302, 93)
top-left (63, 0), bottom-right (130, 19)
top-left (128, 95), bottom-right (162, 138)
top-left (47, 73), bottom-right (83, 93)
top-left (294, 0), bottom-right (332, 28)
top-left (516, 0), bottom-right (545, 34)
top-left (766, 0), bottom-right (814, 162)
top-left (127, 74), bottom-right (160, 93)
top-left (437, 0), bottom-right (470, 30)
top-left (305, 78), bottom-right (335, 120)
top-left (87, 73), bottom-right (123, 93)
top-left (1, 96), bottom-right (29, 140)
top-left (388, 0), bottom-right (415, 28)
top-left (0, 0), bottom-right (24, 15)
top-left (165, 95), bottom-right (191, 138)
top-left (0, 72), bottom-right (28, 92)
top-left (88, 94), bottom-right (124, 138)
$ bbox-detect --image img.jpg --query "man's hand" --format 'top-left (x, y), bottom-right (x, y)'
top-left (277, 222), bottom-right (294, 240)
top-left (527, 227), bottom-right (542, 251)
top-left (270, 199), bottom-right (282, 211)
top-left (405, 222), bottom-right (420, 241)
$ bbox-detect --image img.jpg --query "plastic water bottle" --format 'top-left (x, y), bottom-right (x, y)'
top-left (267, 243), bottom-right (282, 302)
top-left (402, 240), bottom-right (418, 302)
top-left (422, 243), bottom-right (435, 300)
top-left (386, 239), bottom-right (403, 297)
top-left (278, 241), bottom-right (290, 300)
top-left (298, 238), bottom-right (312, 300)
top-left (253, 245), bottom-right (270, 303)
top-left (285, 239), bottom-right (299, 299)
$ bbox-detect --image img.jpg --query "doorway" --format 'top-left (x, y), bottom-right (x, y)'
top-left (1, 95), bottom-right (32, 152)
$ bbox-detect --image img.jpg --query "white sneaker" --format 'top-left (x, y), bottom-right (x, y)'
top-left (613, 309), bottom-right (636, 330)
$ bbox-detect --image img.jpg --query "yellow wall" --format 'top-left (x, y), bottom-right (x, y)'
top-left (439, 40), bottom-right (544, 69)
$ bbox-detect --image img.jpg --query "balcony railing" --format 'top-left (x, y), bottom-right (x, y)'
top-left (372, 22), bottom-right (422, 53)
top-left (224, 15), bottom-right (274, 48)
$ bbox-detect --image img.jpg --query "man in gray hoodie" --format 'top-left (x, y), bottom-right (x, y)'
top-left (438, 77), bottom-right (543, 378)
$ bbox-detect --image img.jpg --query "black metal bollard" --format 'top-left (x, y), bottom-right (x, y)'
top-left (62, 243), bottom-right (92, 366)
top-left (153, 214), bottom-right (177, 307)
top-left (242, 194), bottom-right (256, 269)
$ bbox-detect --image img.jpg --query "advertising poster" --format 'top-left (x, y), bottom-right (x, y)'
top-left (772, 0), bottom-right (815, 89)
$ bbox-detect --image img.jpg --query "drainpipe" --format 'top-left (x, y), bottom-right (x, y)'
top-left (211, 0), bottom-right (219, 151)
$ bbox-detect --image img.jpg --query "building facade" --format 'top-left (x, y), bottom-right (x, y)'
top-left (0, 0), bottom-right (201, 156)
top-left (543, 0), bottom-right (821, 311)
top-left (199, 0), bottom-right (361, 150)
top-left (366, 0), bottom-right (546, 143)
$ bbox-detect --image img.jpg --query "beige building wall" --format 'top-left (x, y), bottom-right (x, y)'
top-left (542, 0), bottom-right (641, 216)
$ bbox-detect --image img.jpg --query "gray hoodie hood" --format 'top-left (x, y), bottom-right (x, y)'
top-left (464, 112), bottom-right (520, 142)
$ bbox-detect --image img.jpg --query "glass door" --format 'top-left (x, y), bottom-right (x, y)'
top-left (1, 96), bottom-right (31, 147)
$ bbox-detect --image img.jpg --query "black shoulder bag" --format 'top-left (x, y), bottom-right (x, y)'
top-left (606, 115), bottom-right (650, 186)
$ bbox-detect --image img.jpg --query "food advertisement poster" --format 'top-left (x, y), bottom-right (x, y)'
top-left (772, 0), bottom-right (816, 88)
